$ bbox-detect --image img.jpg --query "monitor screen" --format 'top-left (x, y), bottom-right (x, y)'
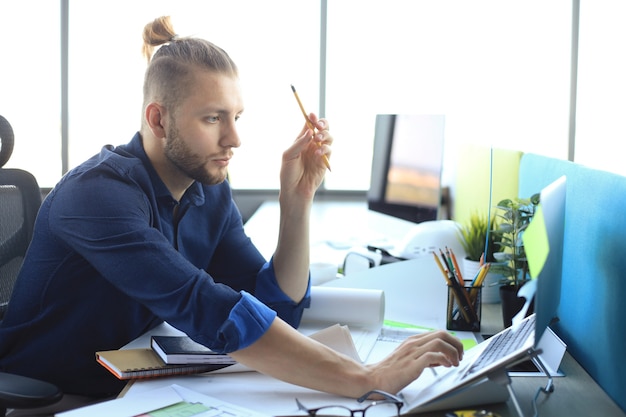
top-left (367, 114), bottom-right (445, 224)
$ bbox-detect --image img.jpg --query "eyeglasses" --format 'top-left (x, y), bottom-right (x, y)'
top-left (296, 390), bottom-right (404, 417)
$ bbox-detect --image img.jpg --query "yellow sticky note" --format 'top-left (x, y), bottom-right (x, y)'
top-left (523, 204), bottom-right (549, 278)
top-left (462, 338), bottom-right (478, 351)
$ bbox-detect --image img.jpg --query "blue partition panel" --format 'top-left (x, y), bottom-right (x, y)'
top-left (518, 154), bottom-right (626, 412)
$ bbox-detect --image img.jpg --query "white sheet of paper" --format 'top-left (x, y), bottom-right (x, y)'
top-left (58, 384), bottom-right (271, 417)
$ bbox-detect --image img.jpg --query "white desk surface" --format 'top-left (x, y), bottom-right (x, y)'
top-left (243, 200), bottom-right (417, 267)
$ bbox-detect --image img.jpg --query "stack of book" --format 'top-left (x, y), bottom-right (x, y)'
top-left (96, 336), bottom-right (237, 380)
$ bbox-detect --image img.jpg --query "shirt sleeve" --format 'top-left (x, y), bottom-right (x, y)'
top-left (216, 291), bottom-right (276, 351)
top-left (204, 193), bottom-right (312, 332)
top-left (47, 155), bottom-right (311, 354)
top-left (253, 257), bottom-right (311, 329)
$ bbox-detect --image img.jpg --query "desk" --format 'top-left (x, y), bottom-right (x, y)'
top-left (123, 202), bottom-right (624, 416)
top-left (243, 200), bottom-right (418, 267)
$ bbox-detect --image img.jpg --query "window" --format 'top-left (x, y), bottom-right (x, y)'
top-left (68, 0), bottom-right (319, 189)
top-left (4, 1), bottom-right (624, 190)
top-left (575, 0), bottom-right (626, 177)
top-left (324, 0), bottom-right (572, 190)
top-left (0, 1), bottom-right (61, 187)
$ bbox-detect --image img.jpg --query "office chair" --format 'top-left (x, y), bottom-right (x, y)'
top-left (0, 115), bottom-right (63, 415)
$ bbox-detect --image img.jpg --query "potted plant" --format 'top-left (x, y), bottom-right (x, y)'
top-left (457, 212), bottom-right (498, 263)
top-left (491, 193), bottom-right (540, 326)
top-left (457, 212), bottom-right (501, 303)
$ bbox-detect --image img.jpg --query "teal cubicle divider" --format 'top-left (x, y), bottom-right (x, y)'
top-left (518, 153), bottom-right (626, 412)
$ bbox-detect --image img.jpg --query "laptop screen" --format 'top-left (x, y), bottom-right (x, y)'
top-left (527, 175), bottom-right (567, 344)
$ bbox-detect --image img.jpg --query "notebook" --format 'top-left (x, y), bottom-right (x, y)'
top-left (405, 175), bottom-right (566, 412)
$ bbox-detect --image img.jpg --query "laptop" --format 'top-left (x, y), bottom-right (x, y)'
top-left (404, 175), bottom-right (567, 412)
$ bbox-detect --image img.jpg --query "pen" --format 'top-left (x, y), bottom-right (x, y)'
top-left (433, 251), bottom-right (457, 322)
top-left (470, 263), bottom-right (491, 303)
top-left (432, 251), bottom-right (448, 282)
top-left (447, 247), bottom-right (464, 284)
top-left (442, 248), bottom-right (478, 323)
top-left (474, 263), bottom-right (491, 288)
top-left (439, 249), bottom-right (453, 275)
top-left (441, 248), bottom-right (464, 288)
top-left (433, 251), bottom-right (475, 323)
top-left (446, 247), bottom-right (479, 317)
top-left (475, 263), bottom-right (490, 288)
top-left (290, 84), bottom-right (331, 171)
top-left (469, 266), bottom-right (482, 286)
top-left (470, 261), bottom-right (486, 286)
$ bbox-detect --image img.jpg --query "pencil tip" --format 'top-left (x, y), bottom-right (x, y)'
top-left (290, 84), bottom-right (296, 92)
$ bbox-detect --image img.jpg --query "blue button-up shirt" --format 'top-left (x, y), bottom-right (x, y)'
top-left (0, 133), bottom-right (310, 396)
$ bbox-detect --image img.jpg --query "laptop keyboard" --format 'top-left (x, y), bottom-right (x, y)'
top-left (464, 315), bottom-right (535, 377)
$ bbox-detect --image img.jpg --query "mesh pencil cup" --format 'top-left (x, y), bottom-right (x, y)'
top-left (446, 280), bottom-right (481, 332)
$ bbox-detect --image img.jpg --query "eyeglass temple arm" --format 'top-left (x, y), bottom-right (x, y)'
top-left (295, 398), bottom-right (315, 415)
top-left (357, 390), bottom-right (403, 404)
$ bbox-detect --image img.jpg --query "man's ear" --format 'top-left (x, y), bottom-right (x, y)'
top-left (145, 102), bottom-right (167, 139)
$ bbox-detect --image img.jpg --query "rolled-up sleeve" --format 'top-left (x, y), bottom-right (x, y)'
top-left (216, 291), bottom-right (276, 351)
top-left (253, 258), bottom-right (311, 329)
top-left (208, 258), bottom-right (312, 352)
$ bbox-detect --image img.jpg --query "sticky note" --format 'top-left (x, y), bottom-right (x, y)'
top-left (147, 401), bottom-right (211, 417)
top-left (523, 204), bottom-right (549, 278)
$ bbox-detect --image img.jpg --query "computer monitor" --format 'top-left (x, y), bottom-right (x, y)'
top-left (367, 114), bottom-right (445, 224)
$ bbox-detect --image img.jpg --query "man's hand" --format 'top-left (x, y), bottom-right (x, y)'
top-left (366, 330), bottom-right (465, 395)
top-left (279, 114), bottom-right (332, 204)
top-left (230, 320), bottom-right (465, 400)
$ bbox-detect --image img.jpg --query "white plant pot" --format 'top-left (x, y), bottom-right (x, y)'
top-left (462, 258), bottom-right (502, 304)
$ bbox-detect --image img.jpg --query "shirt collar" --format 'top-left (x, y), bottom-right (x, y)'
top-left (123, 132), bottom-right (206, 207)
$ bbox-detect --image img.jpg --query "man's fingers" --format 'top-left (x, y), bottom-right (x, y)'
top-left (399, 331), bottom-right (464, 366)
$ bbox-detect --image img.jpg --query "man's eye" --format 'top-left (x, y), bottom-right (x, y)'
top-left (207, 116), bottom-right (220, 123)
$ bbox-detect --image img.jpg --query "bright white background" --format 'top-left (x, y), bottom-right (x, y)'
top-left (0, 1), bottom-right (624, 190)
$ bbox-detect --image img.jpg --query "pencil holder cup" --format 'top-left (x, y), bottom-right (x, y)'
top-left (446, 281), bottom-right (481, 332)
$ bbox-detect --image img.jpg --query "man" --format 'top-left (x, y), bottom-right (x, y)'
top-left (0, 16), bottom-right (463, 405)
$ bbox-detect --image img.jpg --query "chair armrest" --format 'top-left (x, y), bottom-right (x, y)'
top-left (0, 372), bottom-right (62, 410)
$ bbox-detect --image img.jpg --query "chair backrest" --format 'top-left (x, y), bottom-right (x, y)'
top-left (0, 115), bottom-right (42, 320)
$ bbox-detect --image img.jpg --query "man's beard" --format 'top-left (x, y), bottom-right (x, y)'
top-left (164, 124), bottom-right (226, 186)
